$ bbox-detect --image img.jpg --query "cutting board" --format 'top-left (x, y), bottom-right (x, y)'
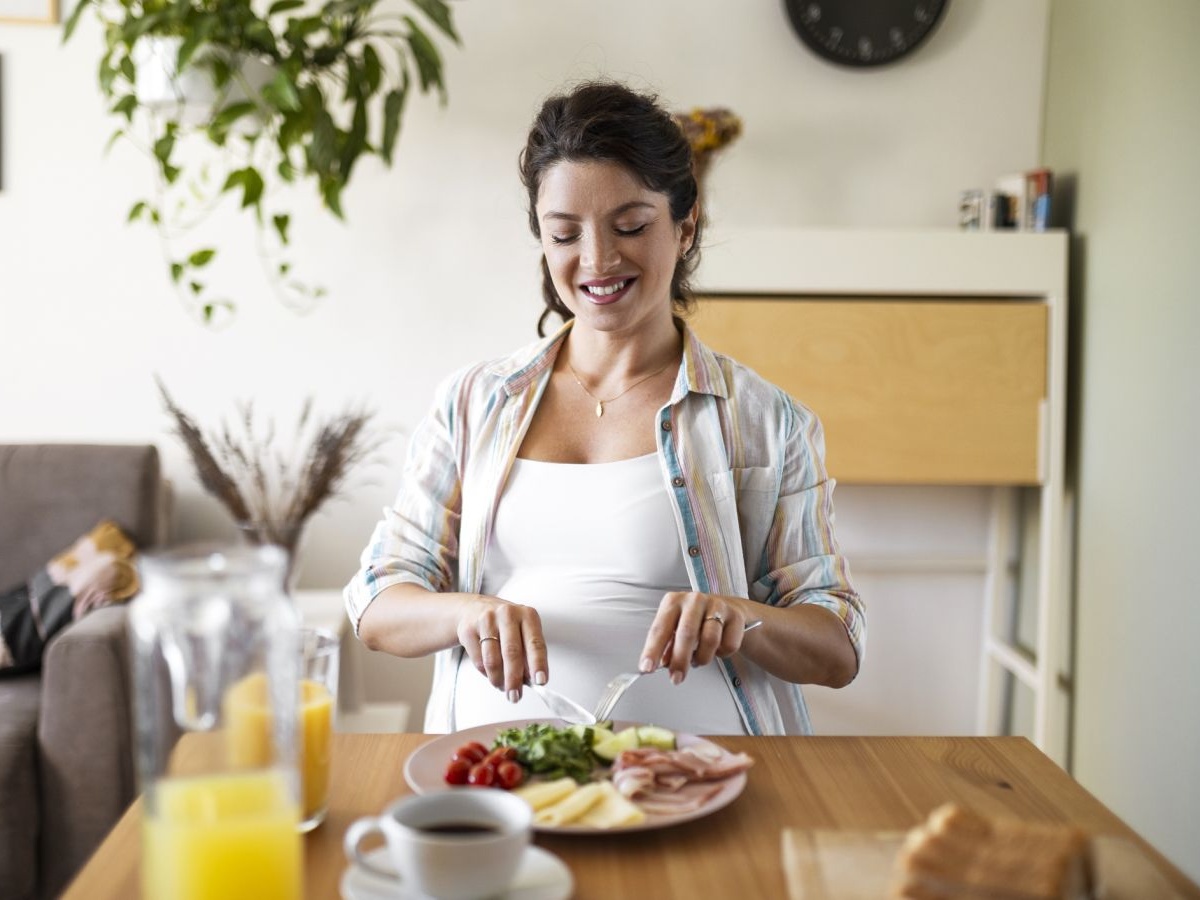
top-left (780, 829), bottom-right (1186, 899)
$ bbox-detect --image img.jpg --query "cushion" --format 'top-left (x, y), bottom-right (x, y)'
top-left (0, 521), bottom-right (138, 675)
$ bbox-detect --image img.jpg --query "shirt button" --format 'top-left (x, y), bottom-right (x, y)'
top-left (672, 476), bottom-right (685, 488)
top-left (687, 545), bottom-right (700, 557)
top-left (732, 677), bottom-right (742, 688)
top-left (661, 419), bottom-right (672, 431)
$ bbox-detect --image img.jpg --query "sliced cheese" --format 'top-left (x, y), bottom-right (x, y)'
top-left (534, 782), bottom-right (607, 827)
top-left (576, 781), bottom-right (646, 828)
top-left (513, 777), bottom-right (578, 812)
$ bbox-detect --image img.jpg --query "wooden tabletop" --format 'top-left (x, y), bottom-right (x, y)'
top-left (64, 732), bottom-right (1199, 899)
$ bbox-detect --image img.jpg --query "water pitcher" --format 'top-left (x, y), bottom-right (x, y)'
top-left (129, 544), bottom-right (302, 900)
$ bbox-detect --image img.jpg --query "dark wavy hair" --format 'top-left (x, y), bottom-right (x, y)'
top-left (519, 81), bottom-right (702, 336)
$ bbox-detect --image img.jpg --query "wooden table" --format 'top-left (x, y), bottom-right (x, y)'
top-left (65, 733), bottom-right (1199, 898)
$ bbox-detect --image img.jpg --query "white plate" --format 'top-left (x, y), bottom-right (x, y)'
top-left (403, 718), bottom-right (749, 834)
top-left (339, 845), bottom-right (573, 900)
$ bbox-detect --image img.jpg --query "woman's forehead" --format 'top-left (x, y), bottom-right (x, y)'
top-left (536, 159), bottom-right (666, 214)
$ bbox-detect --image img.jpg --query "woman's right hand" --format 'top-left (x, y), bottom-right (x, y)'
top-left (458, 596), bottom-right (548, 703)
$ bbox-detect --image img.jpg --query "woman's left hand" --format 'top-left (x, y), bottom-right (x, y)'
top-left (639, 592), bottom-right (754, 685)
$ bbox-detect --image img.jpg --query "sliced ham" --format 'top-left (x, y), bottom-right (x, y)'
top-left (609, 741), bottom-right (754, 816)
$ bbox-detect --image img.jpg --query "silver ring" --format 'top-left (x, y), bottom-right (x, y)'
top-left (480, 635), bottom-right (500, 643)
top-left (703, 614), bottom-right (725, 627)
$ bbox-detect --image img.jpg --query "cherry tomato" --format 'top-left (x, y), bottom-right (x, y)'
top-left (485, 746), bottom-right (518, 764)
top-left (452, 742), bottom-right (488, 765)
top-left (467, 761), bottom-right (497, 787)
top-left (495, 760), bottom-right (525, 790)
top-left (444, 758), bottom-right (471, 786)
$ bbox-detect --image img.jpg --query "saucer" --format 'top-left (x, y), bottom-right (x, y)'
top-left (339, 845), bottom-right (574, 900)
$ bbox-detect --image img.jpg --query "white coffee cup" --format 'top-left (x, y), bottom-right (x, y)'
top-left (343, 790), bottom-right (532, 900)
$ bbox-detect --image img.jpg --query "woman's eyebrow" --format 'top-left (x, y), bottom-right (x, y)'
top-left (541, 200), bottom-right (656, 223)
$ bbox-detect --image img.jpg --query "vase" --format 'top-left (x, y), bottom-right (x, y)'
top-left (132, 36), bottom-right (275, 127)
top-left (236, 521), bottom-right (307, 592)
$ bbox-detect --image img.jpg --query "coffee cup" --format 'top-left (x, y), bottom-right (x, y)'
top-left (343, 790), bottom-right (532, 900)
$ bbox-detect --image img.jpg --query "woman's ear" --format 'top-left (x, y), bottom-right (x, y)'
top-left (680, 202), bottom-right (699, 256)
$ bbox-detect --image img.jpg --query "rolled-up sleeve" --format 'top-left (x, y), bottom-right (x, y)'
top-left (760, 400), bottom-right (866, 672)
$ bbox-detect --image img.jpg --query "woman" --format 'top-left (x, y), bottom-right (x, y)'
top-left (344, 81), bottom-right (864, 735)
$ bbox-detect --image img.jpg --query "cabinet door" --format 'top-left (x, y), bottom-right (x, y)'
top-left (692, 297), bottom-right (1048, 485)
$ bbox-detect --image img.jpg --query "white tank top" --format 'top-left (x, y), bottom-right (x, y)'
top-left (453, 453), bottom-right (745, 734)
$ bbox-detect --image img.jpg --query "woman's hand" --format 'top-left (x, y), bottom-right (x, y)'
top-left (458, 596), bottom-right (548, 703)
top-left (639, 592), bottom-right (754, 684)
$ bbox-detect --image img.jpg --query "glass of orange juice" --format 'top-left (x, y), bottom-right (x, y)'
top-left (297, 626), bottom-right (338, 831)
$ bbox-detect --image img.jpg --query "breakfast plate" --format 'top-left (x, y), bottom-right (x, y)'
top-left (403, 718), bottom-right (749, 834)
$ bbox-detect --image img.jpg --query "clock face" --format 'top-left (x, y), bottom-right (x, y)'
top-left (784, 0), bottom-right (949, 68)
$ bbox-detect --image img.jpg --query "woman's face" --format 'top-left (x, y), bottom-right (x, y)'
top-left (536, 159), bottom-right (695, 339)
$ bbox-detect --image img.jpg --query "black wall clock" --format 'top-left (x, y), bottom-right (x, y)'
top-left (784, 1), bottom-right (950, 68)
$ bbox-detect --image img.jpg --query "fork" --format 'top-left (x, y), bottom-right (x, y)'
top-left (592, 618), bottom-right (763, 722)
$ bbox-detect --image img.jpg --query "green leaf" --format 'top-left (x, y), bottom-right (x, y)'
top-left (272, 214), bottom-right (291, 245)
top-left (221, 167), bottom-right (265, 208)
top-left (111, 94), bottom-right (138, 122)
top-left (362, 44), bottom-right (382, 95)
top-left (321, 178), bottom-right (344, 218)
top-left (118, 56), bottom-right (135, 85)
top-left (170, 262), bottom-right (184, 283)
top-left (103, 128), bottom-right (125, 155)
top-left (381, 84), bottom-right (407, 163)
top-left (127, 201), bottom-right (148, 222)
top-left (62, 0), bottom-right (92, 42)
top-left (309, 108), bottom-right (337, 174)
top-left (278, 262), bottom-right (291, 276)
top-left (263, 70), bottom-right (302, 112)
top-left (188, 249), bottom-right (216, 268)
top-left (153, 133), bottom-right (176, 166)
top-left (176, 32), bottom-right (205, 74)
top-left (190, 281), bottom-right (204, 295)
top-left (98, 59), bottom-right (117, 95)
top-left (210, 101), bottom-right (258, 132)
top-left (163, 164), bottom-right (182, 184)
top-left (409, 0), bottom-right (459, 43)
top-left (268, 0), bottom-right (305, 13)
top-left (404, 16), bottom-right (445, 99)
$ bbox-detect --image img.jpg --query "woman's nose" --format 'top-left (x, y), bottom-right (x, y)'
top-left (580, 232), bottom-right (620, 273)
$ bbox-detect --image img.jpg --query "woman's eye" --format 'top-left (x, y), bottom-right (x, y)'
top-left (616, 224), bottom-right (648, 237)
top-left (549, 234), bottom-right (579, 245)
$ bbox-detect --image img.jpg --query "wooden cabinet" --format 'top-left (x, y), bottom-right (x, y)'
top-left (692, 298), bottom-right (1048, 485)
top-left (695, 229), bottom-right (1071, 766)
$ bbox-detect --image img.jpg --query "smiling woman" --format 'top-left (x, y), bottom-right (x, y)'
top-left (344, 80), bottom-right (864, 738)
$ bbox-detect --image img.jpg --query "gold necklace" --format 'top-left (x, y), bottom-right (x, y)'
top-left (566, 358), bottom-right (675, 418)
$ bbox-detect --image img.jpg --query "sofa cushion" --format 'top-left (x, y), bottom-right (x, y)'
top-left (0, 521), bottom-right (139, 675)
top-left (0, 674), bottom-right (41, 900)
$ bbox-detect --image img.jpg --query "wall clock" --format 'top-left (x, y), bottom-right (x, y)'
top-left (783, 1), bottom-right (949, 68)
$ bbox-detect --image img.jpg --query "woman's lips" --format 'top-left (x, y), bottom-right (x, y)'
top-left (580, 277), bottom-right (636, 305)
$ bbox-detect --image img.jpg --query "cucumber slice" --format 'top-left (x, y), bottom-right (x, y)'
top-left (591, 726), bottom-right (640, 762)
top-left (636, 725), bottom-right (676, 750)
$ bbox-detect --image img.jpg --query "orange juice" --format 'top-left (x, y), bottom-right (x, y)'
top-left (224, 672), bottom-right (333, 822)
top-left (143, 771), bottom-right (300, 900)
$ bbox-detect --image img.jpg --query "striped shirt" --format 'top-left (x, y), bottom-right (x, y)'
top-left (344, 320), bottom-right (865, 735)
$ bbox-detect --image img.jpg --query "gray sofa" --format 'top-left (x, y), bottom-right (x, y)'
top-left (0, 444), bottom-right (168, 900)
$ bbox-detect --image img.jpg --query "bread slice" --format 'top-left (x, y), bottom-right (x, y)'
top-left (891, 804), bottom-right (1091, 899)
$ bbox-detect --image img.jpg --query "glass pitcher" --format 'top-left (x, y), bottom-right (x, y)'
top-left (129, 544), bottom-right (303, 900)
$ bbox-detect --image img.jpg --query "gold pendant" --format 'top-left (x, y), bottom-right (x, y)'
top-left (595, 401), bottom-right (604, 418)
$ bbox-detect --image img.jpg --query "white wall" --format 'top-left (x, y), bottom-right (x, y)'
top-left (2, 4), bottom-right (1050, 734)
top-left (1041, 0), bottom-right (1200, 883)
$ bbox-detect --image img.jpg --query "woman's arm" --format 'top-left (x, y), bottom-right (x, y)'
top-left (358, 583), bottom-right (549, 701)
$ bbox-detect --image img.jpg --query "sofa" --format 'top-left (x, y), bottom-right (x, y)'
top-left (0, 444), bottom-right (168, 900)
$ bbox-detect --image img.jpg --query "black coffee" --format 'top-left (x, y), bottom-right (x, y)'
top-left (418, 822), bottom-right (500, 836)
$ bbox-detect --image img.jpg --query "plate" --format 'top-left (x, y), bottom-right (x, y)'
top-left (340, 845), bottom-right (573, 900)
top-left (403, 718), bottom-right (749, 834)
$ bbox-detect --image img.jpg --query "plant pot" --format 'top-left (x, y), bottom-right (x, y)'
top-left (133, 36), bottom-right (275, 125)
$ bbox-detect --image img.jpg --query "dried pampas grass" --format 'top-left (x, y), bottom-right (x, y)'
top-left (156, 377), bottom-right (384, 554)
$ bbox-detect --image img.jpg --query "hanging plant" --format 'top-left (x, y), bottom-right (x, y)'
top-left (64, 0), bottom-right (458, 324)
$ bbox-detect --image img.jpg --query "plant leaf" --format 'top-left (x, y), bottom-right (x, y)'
top-left (188, 248), bottom-right (216, 268)
top-left (408, 0), bottom-right (458, 43)
top-left (268, 0), bottom-right (305, 14)
top-left (403, 16), bottom-right (445, 99)
top-left (111, 94), bottom-right (138, 122)
top-left (170, 262), bottom-right (185, 283)
top-left (128, 201), bottom-right (148, 222)
top-left (273, 214), bottom-right (291, 244)
top-left (264, 70), bottom-right (302, 112)
top-left (62, 0), bottom-right (92, 42)
top-left (362, 43), bottom-right (382, 95)
top-left (381, 84), bottom-right (407, 163)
